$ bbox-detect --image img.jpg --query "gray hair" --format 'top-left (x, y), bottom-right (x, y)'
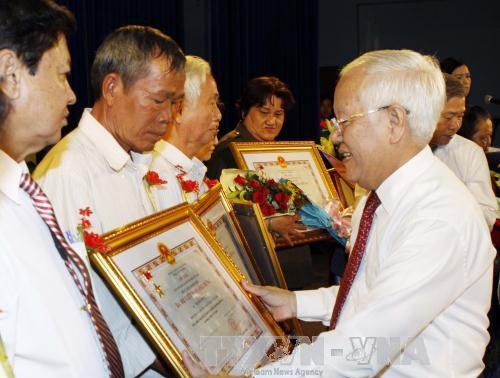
top-left (340, 49), bottom-right (445, 147)
top-left (90, 25), bottom-right (185, 102)
top-left (183, 55), bottom-right (212, 106)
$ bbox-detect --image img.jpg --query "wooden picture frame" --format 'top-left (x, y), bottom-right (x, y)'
top-left (229, 141), bottom-right (339, 207)
top-left (90, 204), bottom-right (289, 377)
top-left (229, 141), bottom-right (339, 248)
top-left (192, 183), bottom-right (264, 284)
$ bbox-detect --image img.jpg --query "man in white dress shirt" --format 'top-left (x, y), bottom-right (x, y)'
top-left (0, 1), bottom-right (117, 376)
top-left (150, 55), bottom-right (222, 210)
top-left (431, 73), bottom-right (497, 230)
top-left (34, 26), bottom-right (186, 377)
top-left (185, 50), bottom-right (495, 377)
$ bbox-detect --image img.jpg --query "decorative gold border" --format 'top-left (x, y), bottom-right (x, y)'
top-left (229, 141), bottom-right (339, 203)
top-left (228, 141), bottom-right (338, 249)
top-left (90, 204), bottom-right (288, 377)
top-left (192, 183), bottom-right (265, 284)
top-left (230, 199), bottom-right (286, 288)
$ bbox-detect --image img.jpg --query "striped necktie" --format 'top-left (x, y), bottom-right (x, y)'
top-left (19, 173), bottom-right (124, 378)
top-left (329, 191), bottom-right (381, 330)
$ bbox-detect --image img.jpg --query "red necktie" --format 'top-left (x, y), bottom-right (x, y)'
top-left (329, 191), bottom-right (381, 330)
top-left (19, 173), bottom-right (124, 378)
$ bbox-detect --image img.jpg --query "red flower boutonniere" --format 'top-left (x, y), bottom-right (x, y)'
top-left (175, 165), bottom-right (199, 194)
top-left (204, 177), bottom-right (219, 189)
top-left (320, 120), bottom-right (328, 129)
top-left (178, 175), bottom-right (199, 193)
top-left (77, 207), bottom-right (110, 253)
top-left (144, 170), bottom-right (167, 185)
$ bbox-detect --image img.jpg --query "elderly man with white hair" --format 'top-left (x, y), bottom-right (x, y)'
top-left (149, 55), bottom-right (222, 210)
top-left (185, 49), bottom-right (495, 377)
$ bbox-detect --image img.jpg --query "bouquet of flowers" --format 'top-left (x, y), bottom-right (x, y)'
top-left (221, 169), bottom-right (349, 245)
top-left (221, 169), bottom-right (308, 216)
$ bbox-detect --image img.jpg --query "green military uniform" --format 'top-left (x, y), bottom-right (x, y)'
top-left (206, 122), bottom-right (257, 180)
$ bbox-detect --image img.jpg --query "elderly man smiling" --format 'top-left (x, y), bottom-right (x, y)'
top-left (185, 50), bottom-right (495, 377)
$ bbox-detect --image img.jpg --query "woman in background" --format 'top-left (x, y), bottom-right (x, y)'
top-left (440, 56), bottom-right (472, 97)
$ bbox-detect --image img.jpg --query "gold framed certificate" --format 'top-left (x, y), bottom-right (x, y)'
top-left (90, 204), bottom-right (289, 377)
top-left (229, 141), bottom-right (339, 207)
top-left (193, 183), bottom-right (264, 284)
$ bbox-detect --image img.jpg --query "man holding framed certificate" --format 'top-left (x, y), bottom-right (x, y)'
top-left (186, 50), bottom-right (495, 377)
top-left (34, 25), bottom-right (186, 377)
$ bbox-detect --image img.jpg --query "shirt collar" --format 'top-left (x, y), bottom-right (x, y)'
top-left (79, 108), bottom-right (130, 171)
top-left (154, 140), bottom-right (194, 171)
top-left (376, 146), bottom-right (435, 214)
top-left (0, 149), bottom-right (30, 204)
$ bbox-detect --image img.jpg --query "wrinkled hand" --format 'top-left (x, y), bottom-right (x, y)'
top-left (270, 214), bottom-right (307, 246)
top-left (242, 280), bottom-right (296, 321)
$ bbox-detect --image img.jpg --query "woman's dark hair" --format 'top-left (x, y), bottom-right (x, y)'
top-left (0, 0), bottom-right (75, 75)
top-left (90, 25), bottom-right (185, 102)
top-left (237, 76), bottom-right (295, 118)
top-left (440, 57), bottom-right (465, 74)
top-left (458, 105), bottom-right (492, 140)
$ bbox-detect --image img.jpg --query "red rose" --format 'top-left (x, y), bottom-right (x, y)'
top-left (280, 202), bottom-right (289, 211)
top-left (320, 120), bottom-right (327, 129)
top-left (266, 179), bottom-right (276, 186)
top-left (249, 180), bottom-right (261, 189)
top-left (145, 170), bottom-right (167, 185)
top-left (181, 179), bottom-right (199, 193)
top-left (252, 190), bottom-right (266, 205)
top-left (234, 174), bottom-right (247, 185)
top-left (83, 231), bottom-right (110, 253)
top-left (260, 187), bottom-right (270, 197)
top-left (79, 207), bottom-right (93, 217)
top-left (261, 203), bottom-right (276, 216)
top-left (204, 178), bottom-right (218, 189)
top-left (274, 192), bottom-right (289, 204)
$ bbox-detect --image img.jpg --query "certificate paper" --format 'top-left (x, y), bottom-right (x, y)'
top-left (200, 201), bottom-right (255, 280)
top-left (92, 205), bottom-right (284, 377)
top-left (132, 238), bottom-right (262, 373)
top-left (230, 142), bottom-right (339, 207)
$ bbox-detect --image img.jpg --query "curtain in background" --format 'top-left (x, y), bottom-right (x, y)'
top-left (208, 0), bottom-right (319, 141)
top-left (50, 0), bottom-right (318, 143)
top-left (57, 0), bottom-right (183, 135)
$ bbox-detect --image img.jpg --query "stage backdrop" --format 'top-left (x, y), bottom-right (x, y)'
top-left (55, 0), bottom-right (319, 145)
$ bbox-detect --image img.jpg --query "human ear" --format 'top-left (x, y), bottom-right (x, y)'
top-left (101, 73), bottom-right (122, 105)
top-left (0, 49), bottom-right (22, 100)
top-left (387, 105), bottom-right (407, 144)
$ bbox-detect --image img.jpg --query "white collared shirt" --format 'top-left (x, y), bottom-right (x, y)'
top-left (149, 140), bottom-right (209, 210)
top-left (34, 109), bottom-right (159, 377)
top-left (258, 147), bottom-right (494, 377)
top-left (0, 150), bottom-right (108, 378)
top-left (434, 134), bottom-right (497, 230)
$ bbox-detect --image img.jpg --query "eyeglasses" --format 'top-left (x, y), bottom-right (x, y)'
top-left (331, 105), bottom-right (410, 132)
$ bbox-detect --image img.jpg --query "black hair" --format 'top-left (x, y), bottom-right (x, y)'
top-left (440, 57), bottom-right (466, 75)
top-left (0, 0), bottom-right (75, 75)
top-left (458, 105), bottom-right (492, 140)
top-left (90, 25), bottom-right (185, 102)
top-left (236, 76), bottom-right (295, 118)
